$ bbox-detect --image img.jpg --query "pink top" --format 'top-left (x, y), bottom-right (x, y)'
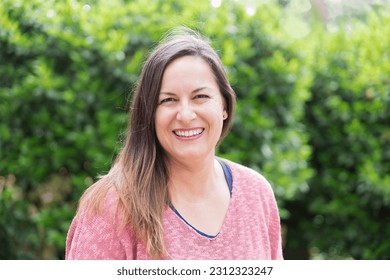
top-left (65, 160), bottom-right (283, 260)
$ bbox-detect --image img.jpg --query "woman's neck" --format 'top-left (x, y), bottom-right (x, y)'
top-left (167, 155), bottom-right (221, 203)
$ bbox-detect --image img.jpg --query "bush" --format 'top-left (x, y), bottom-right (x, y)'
top-left (299, 8), bottom-right (390, 259)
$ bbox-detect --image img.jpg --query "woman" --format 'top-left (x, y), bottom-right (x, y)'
top-left (65, 28), bottom-right (283, 260)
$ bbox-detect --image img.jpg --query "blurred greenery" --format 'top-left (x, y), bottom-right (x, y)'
top-left (1, 0), bottom-right (389, 259)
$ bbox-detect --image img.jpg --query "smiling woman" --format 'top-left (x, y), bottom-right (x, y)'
top-left (155, 56), bottom-right (227, 165)
top-left (65, 27), bottom-right (284, 260)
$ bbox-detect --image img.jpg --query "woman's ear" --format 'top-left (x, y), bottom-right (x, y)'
top-left (223, 110), bottom-right (228, 120)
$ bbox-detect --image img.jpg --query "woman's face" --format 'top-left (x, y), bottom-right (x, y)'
top-left (155, 55), bottom-right (227, 164)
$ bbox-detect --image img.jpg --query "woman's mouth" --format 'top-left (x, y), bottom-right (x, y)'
top-left (173, 128), bottom-right (204, 138)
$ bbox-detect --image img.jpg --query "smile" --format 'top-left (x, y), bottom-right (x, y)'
top-left (173, 128), bottom-right (204, 138)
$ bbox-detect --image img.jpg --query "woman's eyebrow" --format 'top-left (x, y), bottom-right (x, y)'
top-left (192, 86), bottom-right (210, 94)
top-left (159, 91), bottom-right (177, 96)
top-left (160, 86), bottom-right (211, 95)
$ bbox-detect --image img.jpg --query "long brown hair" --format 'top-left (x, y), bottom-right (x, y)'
top-left (78, 27), bottom-right (236, 259)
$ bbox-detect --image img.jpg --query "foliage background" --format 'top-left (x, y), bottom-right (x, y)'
top-left (1, 0), bottom-right (389, 259)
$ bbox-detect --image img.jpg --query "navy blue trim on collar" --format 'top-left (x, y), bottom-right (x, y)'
top-left (217, 158), bottom-right (233, 196)
top-left (169, 202), bottom-right (218, 239)
top-left (169, 158), bottom-right (233, 239)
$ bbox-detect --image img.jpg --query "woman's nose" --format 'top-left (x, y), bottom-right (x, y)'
top-left (176, 103), bottom-right (196, 123)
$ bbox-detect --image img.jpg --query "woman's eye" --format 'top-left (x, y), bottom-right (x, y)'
top-left (194, 94), bottom-right (209, 99)
top-left (159, 97), bottom-right (176, 104)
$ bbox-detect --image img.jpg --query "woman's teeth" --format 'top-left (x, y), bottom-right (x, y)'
top-left (174, 128), bottom-right (204, 137)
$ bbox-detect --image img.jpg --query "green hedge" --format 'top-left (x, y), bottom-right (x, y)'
top-left (300, 9), bottom-right (390, 259)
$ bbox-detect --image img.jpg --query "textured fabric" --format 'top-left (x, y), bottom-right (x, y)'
top-left (65, 159), bottom-right (284, 260)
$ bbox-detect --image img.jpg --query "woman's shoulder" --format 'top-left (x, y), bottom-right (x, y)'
top-left (66, 174), bottom-right (134, 260)
top-left (221, 158), bottom-right (268, 183)
top-left (75, 174), bottom-right (121, 221)
top-left (70, 173), bottom-right (128, 238)
top-left (219, 157), bottom-right (275, 195)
